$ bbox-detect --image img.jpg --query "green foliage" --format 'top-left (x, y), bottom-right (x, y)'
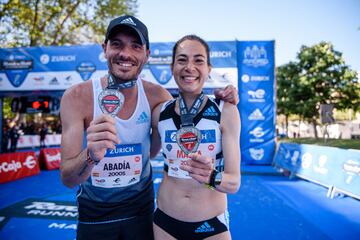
top-left (280, 138), bottom-right (360, 150)
top-left (0, 0), bottom-right (138, 47)
top-left (276, 62), bottom-right (300, 116)
top-left (276, 42), bottom-right (360, 122)
top-left (2, 97), bottom-right (15, 120)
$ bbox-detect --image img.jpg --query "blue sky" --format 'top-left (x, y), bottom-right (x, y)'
top-left (137, 0), bottom-right (360, 71)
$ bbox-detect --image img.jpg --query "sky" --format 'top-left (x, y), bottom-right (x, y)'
top-left (137, 0), bottom-right (360, 71)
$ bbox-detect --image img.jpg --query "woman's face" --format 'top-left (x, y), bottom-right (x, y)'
top-left (171, 40), bottom-right (211, 95)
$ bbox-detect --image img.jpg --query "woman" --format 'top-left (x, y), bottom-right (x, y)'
top-left (151, 35), bottom-right (241, 240)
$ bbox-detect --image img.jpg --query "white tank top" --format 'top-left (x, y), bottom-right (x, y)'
top-left (78, 77), bottom-right (152, 203)
top-left (158, 97), bottom-right (224, 179)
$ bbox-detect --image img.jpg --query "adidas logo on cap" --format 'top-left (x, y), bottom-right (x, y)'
top-left (106, 15), bottom-right (149, 48)
top-left (120, 17), bottom-right (136, 26)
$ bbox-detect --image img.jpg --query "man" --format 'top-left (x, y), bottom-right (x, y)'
top-left (60, 15), bottom-right (238, 240)
top-left (39, 124), bottom-right (48, 148)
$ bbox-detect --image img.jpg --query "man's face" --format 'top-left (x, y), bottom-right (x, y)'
top-left (103, 29), bottom-right (149, 81)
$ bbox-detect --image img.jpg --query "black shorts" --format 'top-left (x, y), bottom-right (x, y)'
top-left (77, 212), bottom-right (154, 240)
top-left (153, 208), bottom-right (229, 240)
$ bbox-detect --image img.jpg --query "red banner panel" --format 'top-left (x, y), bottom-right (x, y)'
top-left (0, 151), bottom-right (40, 183)
top-left (39, 148), bottom-right (61, 170)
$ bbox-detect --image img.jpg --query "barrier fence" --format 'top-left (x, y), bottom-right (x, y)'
top-left (273, 143), bottom-right (360, 200)
top-left (0, 148), bottom-right (61, 183)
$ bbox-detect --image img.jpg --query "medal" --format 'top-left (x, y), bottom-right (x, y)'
top-left (98, 74), bottom-right (136, 116)
top-left (176, 126), bottom-right (202, 155)
top-left (175, 92), bottom-right (205, 154)
top-left (98, 89), bottom-right (124, 116)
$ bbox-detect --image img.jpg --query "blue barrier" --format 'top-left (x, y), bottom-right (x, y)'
top-left (273, 143), bottom-right (360, 200)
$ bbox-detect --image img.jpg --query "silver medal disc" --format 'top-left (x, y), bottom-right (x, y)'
top-left (98, 89), bottom-right (125, 116)
top-left (176, 126), bottom-right (201, 155)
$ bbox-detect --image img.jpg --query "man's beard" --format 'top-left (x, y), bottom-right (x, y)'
top-left (107, 59), bottom-right (144, 82)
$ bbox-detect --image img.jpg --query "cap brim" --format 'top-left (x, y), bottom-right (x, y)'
top-left (107, 24), bottom-right (146, 46)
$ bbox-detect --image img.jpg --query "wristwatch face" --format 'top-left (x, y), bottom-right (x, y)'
top-left (214, 171), bottom-right (222, 185)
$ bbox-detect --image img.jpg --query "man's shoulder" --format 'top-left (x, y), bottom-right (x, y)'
top-left (63, 80), bottom-right (93, 100)
top-left (141, 79), bottom-right (166, 92)
top-left (141, 80), bottom-right (172, 107)
top-left (61, 80), bottom-right (94, 113)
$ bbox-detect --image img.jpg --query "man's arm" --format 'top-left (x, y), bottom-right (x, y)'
top-left (60, 83), bottom-right (120, 188)
top-left (150, 103), bottom-right (162, 159)
top-left (60, 84), bottom-right (92, 188)
top-left (214, 85), bottom-right (239, 105)
top-left (142, 80), bottom-right (173, 158)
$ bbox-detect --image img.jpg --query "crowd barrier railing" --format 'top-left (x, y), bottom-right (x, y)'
top-left (273, 143), bottom-right (360, 200)
top-left (0, 148), bottom-right (61, 183)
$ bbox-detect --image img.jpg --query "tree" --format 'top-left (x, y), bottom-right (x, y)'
top-left (276, 42), bottom-right (360, 138)
top-left (276, 62), bottom-right (300, 136)
top-left (0, 0), bottom-right (138, 47)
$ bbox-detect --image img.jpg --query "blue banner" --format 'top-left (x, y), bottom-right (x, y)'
top-left (237, 41), bottom-right (276, 164)
top-left (0, 42), bottom-right (238, 94)
top-left (1, 41), bottom-right (276, 166)
top-left (143, 41), bottom-right (238, 93)
top-left (274, 143), bottom-right (360, 198)
top-left (0, 44), bottom-right (107, 91)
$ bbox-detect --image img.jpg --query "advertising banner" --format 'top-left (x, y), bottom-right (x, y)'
top-left (16, 134), bottom-right (61, 149)
top-left (143, 41), bottom-right (238, 94)
top-left (0, 199), bottom-right (77, 239)
top-left (237, 41), bottom-right (276, 164)
top-left (0, 44), bottom-right (107, 91)
top-left (1, 41), bottom-right (276, 166)
top-left (0, 42), bottom-right (238, 94)
top-left (39, 148), bottom-right (61, 170)
top-left (0, 151), bottom-right (40, 183)
top-left (274, 143), bottom-right (360, 199)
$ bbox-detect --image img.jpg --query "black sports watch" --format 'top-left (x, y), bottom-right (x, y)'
top-left (207, 169), bottom-right (222, 189)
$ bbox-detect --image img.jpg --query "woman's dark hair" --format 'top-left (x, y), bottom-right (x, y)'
top-left (171, 34), bottom-right (211, 66)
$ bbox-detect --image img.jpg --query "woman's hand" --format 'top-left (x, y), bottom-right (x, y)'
top-left (180, 152), bottom-right (213, 184)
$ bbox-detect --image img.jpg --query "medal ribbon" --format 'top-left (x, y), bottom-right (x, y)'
top-left (178, 92), bottom-right (205, 127)
top-left (107, 74), bottom-right (137, 90)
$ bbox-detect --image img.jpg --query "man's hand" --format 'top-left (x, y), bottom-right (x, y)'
top-left (214, 85), bottom-right (239, 105)
top-left (86, 114), bottom-right (120, 162)
top-left (180, 153), bottom-right (213, 184)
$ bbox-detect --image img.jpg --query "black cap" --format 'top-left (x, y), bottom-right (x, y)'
top-left (105, 15), bottom-right (149, 49)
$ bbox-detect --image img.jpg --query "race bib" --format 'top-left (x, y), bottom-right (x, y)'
top-left (91, 143), bottom-right (142, 188)
top-left (168, 158), bottom-right (192, 179)
top-left (164, 129), bottom-right (218, 179)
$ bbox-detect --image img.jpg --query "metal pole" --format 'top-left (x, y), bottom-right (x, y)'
top-left (0, 98), bottom-right (3, 153)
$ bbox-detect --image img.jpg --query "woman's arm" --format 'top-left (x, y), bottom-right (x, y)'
top-left (216, 102), bottom-right (241, 193)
